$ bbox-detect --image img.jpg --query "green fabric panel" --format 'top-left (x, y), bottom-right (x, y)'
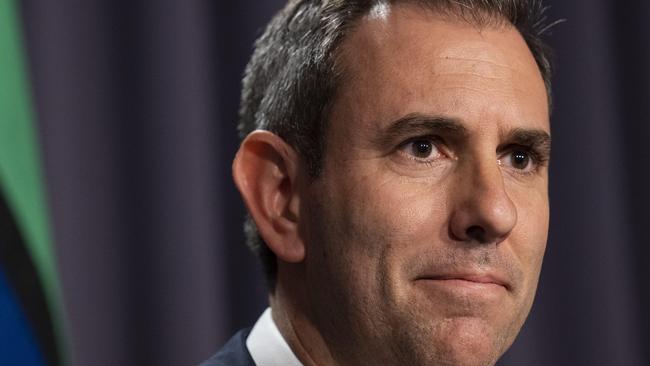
top-left (0, 0), bottom-right (67, 363)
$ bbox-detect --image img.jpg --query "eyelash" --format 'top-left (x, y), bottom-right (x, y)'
top-left (397, 138), bottom-right (547, 174)
top-left (397, 136), bottom-right (446, 166)
top-left (498, 145), bottom-right (548, 176)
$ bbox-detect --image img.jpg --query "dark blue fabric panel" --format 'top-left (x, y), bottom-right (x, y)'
top-left (0, 265), bottom-right (45, 366)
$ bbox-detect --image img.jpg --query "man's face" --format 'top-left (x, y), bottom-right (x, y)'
top-left (299, 4), bottom-right (550, 366)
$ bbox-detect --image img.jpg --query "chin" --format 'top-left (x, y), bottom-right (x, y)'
top-left (437, 321), bottom-right (505, 366)
top-left (392, 315), bottom-right (510, 366)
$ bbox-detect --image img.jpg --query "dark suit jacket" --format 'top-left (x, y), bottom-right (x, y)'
top-left (199, 328), bottom-right (255, 366)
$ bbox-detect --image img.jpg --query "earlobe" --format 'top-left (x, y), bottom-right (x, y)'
top-left (232, 130), bottom-right (305, 263)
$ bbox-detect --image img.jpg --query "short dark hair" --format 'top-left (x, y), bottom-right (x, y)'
top-left (238, 0), bottom-right (558, 291)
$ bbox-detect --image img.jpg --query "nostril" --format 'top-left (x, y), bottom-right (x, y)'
top-left (466, 225), bottom-right (487, 243)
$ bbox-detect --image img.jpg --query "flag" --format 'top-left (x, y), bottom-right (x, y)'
top-left (0, 0), bottom-right (67, 364)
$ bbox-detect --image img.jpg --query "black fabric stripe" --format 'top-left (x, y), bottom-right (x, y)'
top-left (0, 190), bottom-right (59, 366)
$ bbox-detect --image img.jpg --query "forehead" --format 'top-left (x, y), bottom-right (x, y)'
top-left (331, 3), bottom-right (549, 136)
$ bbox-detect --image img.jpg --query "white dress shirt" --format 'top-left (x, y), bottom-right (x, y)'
top-left (246, 307), bottom-right (303, 366)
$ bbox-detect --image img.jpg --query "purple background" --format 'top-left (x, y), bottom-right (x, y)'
top-left (18, 1), bottom-right (650, 365)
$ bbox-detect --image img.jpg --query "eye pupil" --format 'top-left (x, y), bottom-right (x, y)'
top-left (512, 151), bottom-right (529, 169)
top-left (412, 140), bottom-right (433, 157)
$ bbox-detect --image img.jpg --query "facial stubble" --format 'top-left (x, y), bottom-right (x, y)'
top-left (301, 184), bottom-right (536, 366)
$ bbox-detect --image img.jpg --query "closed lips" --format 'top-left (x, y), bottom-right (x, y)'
top-left (417, 273), bottom-right (510, 290)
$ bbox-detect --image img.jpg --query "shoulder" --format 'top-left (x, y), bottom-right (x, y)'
top-left (199, 328), bottom-right (255, 366)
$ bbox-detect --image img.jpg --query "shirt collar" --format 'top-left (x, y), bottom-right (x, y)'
top-left (246, 307), bottom-right (303, 366)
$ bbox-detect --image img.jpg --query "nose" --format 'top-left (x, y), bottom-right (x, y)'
top-left (449, 160), bottom-right (517, 245)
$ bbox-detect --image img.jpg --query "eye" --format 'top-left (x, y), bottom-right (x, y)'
top-left (499, 149), bottom-right (536, 172)
top-left (399, 138), bottom-right (442, 161)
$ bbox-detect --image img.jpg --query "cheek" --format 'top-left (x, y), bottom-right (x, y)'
top-left (342, 174), bottom-right (450, 253)
top-left (510, 187), bottom-right (549, 284)
top-left (320, 173), bottom-right (453, 303)
top-left (306, 173), bottom-right (453, 329)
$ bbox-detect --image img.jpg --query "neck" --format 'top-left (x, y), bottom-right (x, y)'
top-left (269, 268), bottom-right (339, 366)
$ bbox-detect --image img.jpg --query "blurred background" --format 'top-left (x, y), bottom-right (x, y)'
top-left (0, 0), bottom-right (648, 365)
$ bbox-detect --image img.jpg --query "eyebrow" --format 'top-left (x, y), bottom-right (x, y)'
top-left (374, 113), bottom-right (469, 147)
top-left (502, 128), bottom-right (552, 159)
top-left (375, 112), bottom-right (551, 156)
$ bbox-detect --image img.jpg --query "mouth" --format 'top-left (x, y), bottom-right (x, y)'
top-left (415, 273), bottom-right (511, 292)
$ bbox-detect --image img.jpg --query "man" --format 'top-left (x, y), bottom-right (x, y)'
top-left (204, 0), bottom-right (554, 365)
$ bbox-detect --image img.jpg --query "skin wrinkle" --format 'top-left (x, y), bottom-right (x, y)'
top-left (332, 7), bottom-right (536, 359)
top-left (436, 54), bottom-right (515, 68)
top-left (247, 3), bottom-right (551, 366)
top-left (436, 85), bottom-right (518, 93)
top-left (287, 312), bottom-right (318, 366)
top-left (439, 56), bottom-right (512, 68)
top-left (375, 115), bottom-right (550, 189)
top-left (436, 72), bottom-right (510, 80)
top-left (373, 115), bottom-right (469, 149)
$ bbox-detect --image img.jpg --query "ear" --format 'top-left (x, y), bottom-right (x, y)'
top-left (232, 130), bottom-right (305, 263)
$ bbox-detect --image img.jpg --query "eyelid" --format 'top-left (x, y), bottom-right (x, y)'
top-left (400, 135), bottom-right (447, 149)
top-left (498, 145), bottom-right (548, 176)
top-left (499, 144), bottom-right (548, 164)
top-left (396, 135), bottom-right (447, 162)
top-left (399, 135), bottom-right (446, 151)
